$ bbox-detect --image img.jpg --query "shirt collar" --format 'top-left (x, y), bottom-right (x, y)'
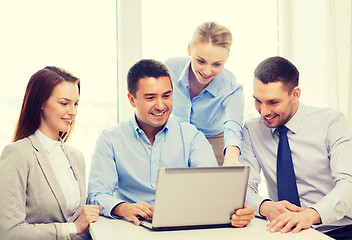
top-left (178, 59), bottom-right (218, 97)
top-left (132, 115), bottom-right (169, 140)
top-left (272, 101), bottom-right (304, 135)
top-left (285, 102), bottom-right (304, 134)
top-left (178, 60), bottom-right (191, 87)
top-left (34, 130), bottom-right (63, 153)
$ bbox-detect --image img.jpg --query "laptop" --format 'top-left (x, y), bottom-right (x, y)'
top-left (140, 166), bottom-right (250, 231)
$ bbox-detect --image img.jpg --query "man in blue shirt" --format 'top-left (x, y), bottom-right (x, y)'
top-left (241, 56), bottom-right (352, 239)
top-left (87, 59), bottom-right (254, 227)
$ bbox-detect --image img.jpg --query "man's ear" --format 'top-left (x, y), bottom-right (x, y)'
top-left (187, 43), bottom-right (192, 56)
top-left (127, 93), bottom-right (136, 108)
top-left (291, 86), bottom-right (301, 102)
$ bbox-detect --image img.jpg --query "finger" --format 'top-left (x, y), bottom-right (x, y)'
top-left (137, 203), bottom-right (154, 218)
top-left (267, 217), bottom-right (282, 232)
top-left (232, 213), bottom-right (254, 222)
top-left (231, 221), bottom-right (247, 228)
top-left (132, 216), bottom-right (141, 226)
top-left (139, 202), bottom-right (154, 212)
top-left (236, 207), bottom-right (255, 216)
top-left (282, 201), bottom-right (301, 212)
top-left (135, 208), bottom-right (152, 221)
top-left (231, 218), bottom-right (252, 227)
top-left (90, 205), bottom-right (103, 212)
top-left (91, 213), bottom-right (100, 222)
top-left (89, 207), bottom-right (101, 215)
top-left (290, 225), bottom-right (302, 233)
top-left (280, 220), bottom-right (296, 233)
top-left (270, 217), bottom-right (291, 233)
top-left (84, 205), bottom-right (102, 214)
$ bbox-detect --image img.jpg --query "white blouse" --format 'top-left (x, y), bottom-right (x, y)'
top-left (35, 130), bottom-right (81, 221)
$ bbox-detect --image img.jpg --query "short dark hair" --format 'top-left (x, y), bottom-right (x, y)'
top-left (127, 59), bottom-right (171, 97)
top-left (254, 56), bottom-right (299, 92)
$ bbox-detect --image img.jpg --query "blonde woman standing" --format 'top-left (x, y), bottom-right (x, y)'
top-left (165, 21), bottom-right (244, 166)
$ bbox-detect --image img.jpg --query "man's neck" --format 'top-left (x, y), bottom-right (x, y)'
top-left (136, 119), bottom-right (164, 145)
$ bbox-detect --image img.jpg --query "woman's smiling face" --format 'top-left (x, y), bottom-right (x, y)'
top-left (188, 42), bottom-right (229, 86)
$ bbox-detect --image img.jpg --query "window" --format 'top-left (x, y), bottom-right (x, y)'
top-left (0, 1), bottom-right (118, 171)
top-left (117, 0), bottom-right (278, 122)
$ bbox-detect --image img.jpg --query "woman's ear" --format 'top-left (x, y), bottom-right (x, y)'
top-left (187, 43), bottom-right (192, 56)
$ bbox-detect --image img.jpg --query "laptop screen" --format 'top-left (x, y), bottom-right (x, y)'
top-left (151, 166), bottom-right (249, 229)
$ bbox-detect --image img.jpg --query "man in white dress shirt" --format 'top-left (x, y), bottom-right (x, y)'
top-left (240, 56), bottom-right (352, 240)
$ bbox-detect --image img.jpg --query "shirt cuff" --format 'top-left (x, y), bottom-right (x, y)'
top-left (58, 222), bottom-right (77, 239)
top-left (90, 194), bottom-right (125, 218)
top-left (246, 188), bottom-right (269, 217)
top-left (68, 222), bottom-right (77, 235)
top-left (223, 123), bottom-right (243, 152)
top-left (102, 198), bottom-right (125, 218)
top-left (258, 199), bottom-right (272, 218)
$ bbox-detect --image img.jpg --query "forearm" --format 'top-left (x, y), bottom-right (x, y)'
top-left (87, 192), bottom-right (123, 218)
top-left (112, 202), bottom-right (128, 217)
top-left (310, 180), bottom-right (352, 224)
top-left (1, 222), bottom-right (71, 240)
top-left (223, 121), bottom-right (243, 151)
top-left (223, 146), bottom-right (241, 166)
top-left (304, 208), bottom-right (322, 225)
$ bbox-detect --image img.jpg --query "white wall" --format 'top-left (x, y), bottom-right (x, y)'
top-left (0, 1), bottom-right (118, 173)
top-left (279, 0), bottom-right (352, 121)
top-left (117, 0), bottom-right (279, 122)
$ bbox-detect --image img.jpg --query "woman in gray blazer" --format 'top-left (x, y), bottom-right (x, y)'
top-left (0, 67), bottom-right (101, 240)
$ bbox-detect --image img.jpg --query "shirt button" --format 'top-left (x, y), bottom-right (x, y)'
top-left (148, 145), bottom-right (151, 149)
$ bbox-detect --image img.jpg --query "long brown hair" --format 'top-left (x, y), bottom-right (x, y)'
top-left (13, 66), bottom-right (80, 142)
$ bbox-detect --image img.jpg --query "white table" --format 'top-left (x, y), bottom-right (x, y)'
top-left (90, 216), bottom-right (333, 240)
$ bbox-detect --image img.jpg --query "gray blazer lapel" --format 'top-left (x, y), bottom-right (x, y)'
top-left (62, 144), bottom-right (85, 221)
top-left (28, 135), bottom-right (69, 221)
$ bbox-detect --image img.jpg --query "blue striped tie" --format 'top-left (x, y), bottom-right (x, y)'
top-left (276, 125), bottom-right (300, 206)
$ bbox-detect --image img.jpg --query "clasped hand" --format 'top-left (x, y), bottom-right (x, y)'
top-left (74, 205), bottom-right (102, 234)
top-left (260, 200), bottom-right (321, 233)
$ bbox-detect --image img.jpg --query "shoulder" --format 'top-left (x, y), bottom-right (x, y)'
top-left (0, 138), bottom-right (33, 169)
top-left (165, 57), bottom-right (190, 71)
top-left (166, 117), bottom-right (203, 139)
top-left (101, 121), bottom-right (128, 136)
top-left (244, 117), bottom-right (263, 129)
top-left (168, 117), bottom-right (199, 132)
top-left (302, 104), bottom-right (342, 123)
top-left (97, 120), bottom-right (134, 144)
top-left (214, 68), bottom-right (243, 94)
top-left (243, 117), bottom-right (269, 136)
top-left (1, 138), bottom-right (32, 157)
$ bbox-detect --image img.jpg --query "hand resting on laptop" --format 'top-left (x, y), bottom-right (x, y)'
top-left (113, 201), bottom-right (154, 226)
top-left (230, 205), bottom-right (255, 227)
top-left (112, 201), bottom-right (254, 228)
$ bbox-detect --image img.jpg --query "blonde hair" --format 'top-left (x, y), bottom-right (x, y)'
top-left (190, 21), bottom-right (232, 51)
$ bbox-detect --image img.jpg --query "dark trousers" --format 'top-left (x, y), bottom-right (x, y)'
top-left (324, 225), bottom-right (352, 240)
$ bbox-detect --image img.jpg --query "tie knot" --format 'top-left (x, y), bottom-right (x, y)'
top-left (276, 125), bottom-right (288, 135)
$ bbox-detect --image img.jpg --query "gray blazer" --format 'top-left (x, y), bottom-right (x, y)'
top-left (0, 134), bottom-right (89, 240)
